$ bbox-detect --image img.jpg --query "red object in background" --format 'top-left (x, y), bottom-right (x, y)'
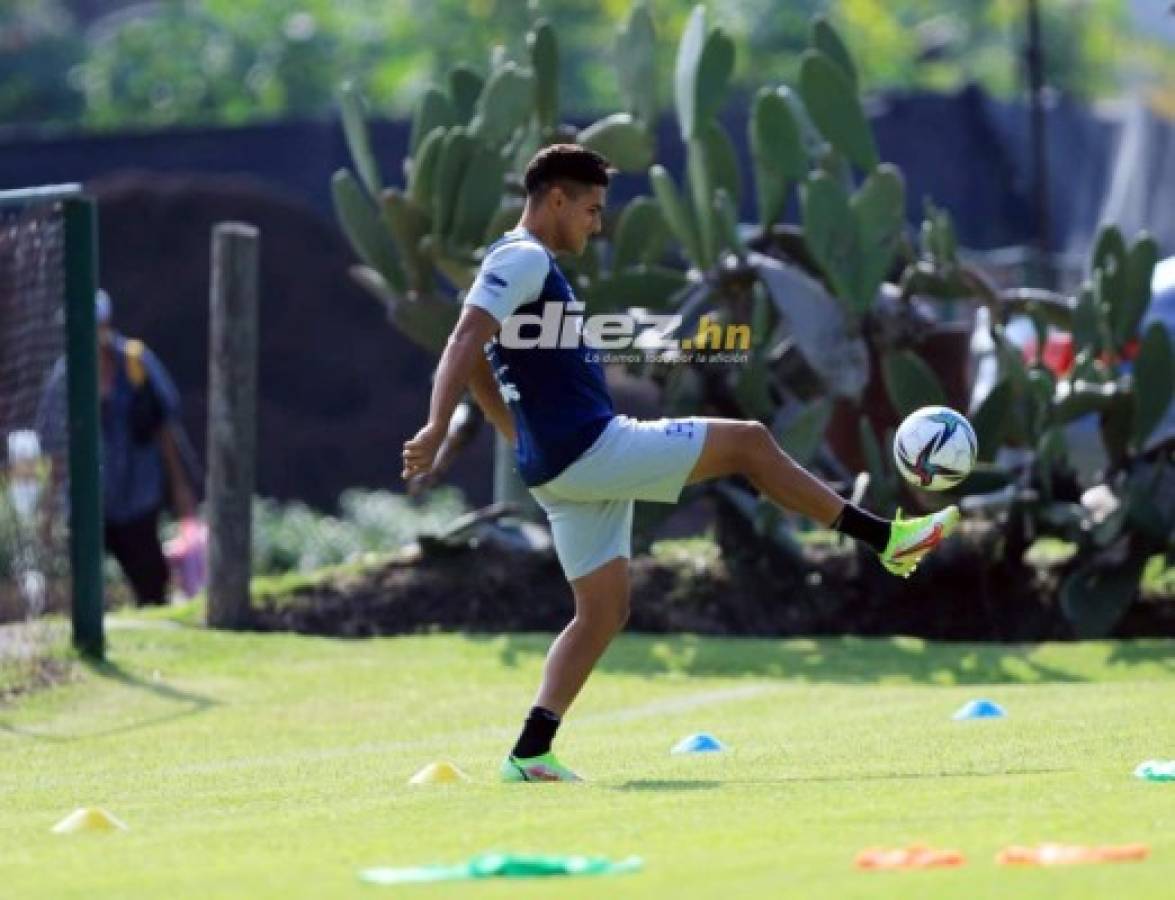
top-left (1118, 337), bottom-right (1141, 361)
top-left (1021, 332), bottom-right (1075, 376)
top-left (165, 517), bottom-right (207, 599)
top-left (1023, 332), bottom-right (1143, 377)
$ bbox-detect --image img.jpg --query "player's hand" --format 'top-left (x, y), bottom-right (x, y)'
top-left (401, 422), bottom-right (446, 483)
top-left (408, 439), bottom-right (453, 500)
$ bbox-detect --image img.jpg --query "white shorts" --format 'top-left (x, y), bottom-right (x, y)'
top-left (530, 416), bottom-right (708, 581)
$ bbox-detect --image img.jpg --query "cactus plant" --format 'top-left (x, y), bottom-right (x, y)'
top-left (958, 224), bottom-right (1173, 636)
top-left (749, 87), bottom-right (805, 231)
top-left (773, 397), bottom-right (833, 467)
top-left (800, 165), bottom-right (905, 318)
top-left (649, 164), bottom-right (704, 267)
top-left (969, 378), bottom-right (1014, 462)
top-left (447, 65), bottom-right (484, 124)
top-left (584, 266), bottom-right (690, 314)
top-left (612, 197), bottom-right (669, 270)
top-left (528, 20), bottom-right (559, 132)
top-left (798, 49), bottom-right (879, 171)
top-left (380, 188), bottom-right (431, 292)
top-left (331, 170), bottom-right (405, 293)
top-left (334, 12), bottom-right (678, 370)
top-left (469, 63), bottom-right (534, 148)
top-left (674, 6), bottom-right (734, 143)
top-left (615, 3), bottom-right (657, 127)
top-left (858, 417), bottom-right (900, 513)
top-left (1132, 321), bottom-right (1174, 451)
top-left (577, 113), bottom-right (654, 172)
top-left (810, 17), bottom-right (858, 87)
top-left (1059, 546), bottom-right (1150, 638)
top-left (408, 87), bottom-right (457, 156)
top-left (339, 83), bottom-right (382, 198)
top-left (881, 349), bottom-right (947, 417)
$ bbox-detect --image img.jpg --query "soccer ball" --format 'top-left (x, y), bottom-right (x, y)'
top-left (893, 406), bottom-right (977, 491)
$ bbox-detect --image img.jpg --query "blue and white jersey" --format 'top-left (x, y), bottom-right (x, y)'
top-left (464, 227), bottom-right (614, 487)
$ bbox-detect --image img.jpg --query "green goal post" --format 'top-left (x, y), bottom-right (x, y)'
top-left (0, 184), bottom-right (104, 659)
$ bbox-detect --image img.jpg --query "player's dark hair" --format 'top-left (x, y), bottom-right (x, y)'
top-left (524, 144), bottom-right (612, 200)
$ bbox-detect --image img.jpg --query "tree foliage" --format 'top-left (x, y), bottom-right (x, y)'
top-left (2, 0), bottom-right (1172, 131)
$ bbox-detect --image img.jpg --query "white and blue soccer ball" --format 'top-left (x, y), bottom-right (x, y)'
top-left (893, 406), bottom-right (977, 491)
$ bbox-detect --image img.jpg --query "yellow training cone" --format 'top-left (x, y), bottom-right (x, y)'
top-left (408, 761), bottom-right (470, 785)
top-left (52, 807), bottom-right (128, 834)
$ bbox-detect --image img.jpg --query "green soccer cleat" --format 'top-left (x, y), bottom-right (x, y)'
top-left (880, 505), bottom-right (961, 578)
top-left (500, 751), bottom-right (584, 783)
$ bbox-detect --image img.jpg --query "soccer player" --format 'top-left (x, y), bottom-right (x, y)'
top-left (401, 145), bottom-right (960, 783)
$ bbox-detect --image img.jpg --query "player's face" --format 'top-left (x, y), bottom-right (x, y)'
top-left (556, 184), bottom-right (605, 255)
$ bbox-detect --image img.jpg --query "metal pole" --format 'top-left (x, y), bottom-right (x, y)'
top-left (205, 223), bottom-right (259, 629)
top-left (492, 433), bottom-right (539, 518)
top-left (1026, 0), bottom-right (1053, 288)
top-left (62, 197), bottom-right (104, 659)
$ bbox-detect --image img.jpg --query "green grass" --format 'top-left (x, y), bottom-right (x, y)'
top-left (2, 623), bottom-right (1175, 898)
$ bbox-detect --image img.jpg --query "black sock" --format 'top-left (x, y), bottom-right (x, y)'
top-left (832, 503), bottom-right (891, 555)
top-left (511, 706), bottom-right (561, 759)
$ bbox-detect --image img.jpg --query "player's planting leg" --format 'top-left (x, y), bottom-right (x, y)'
top-left (534, 556), bottom-right (630, 715)
top-left (686, 420), bottom-right (959, 578)
top-left (501, 556), bottom-right (630, 783)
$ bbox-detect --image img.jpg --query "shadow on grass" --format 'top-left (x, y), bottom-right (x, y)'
top-left (473, 633), bottom-right (1175, 685)
top-left (615, 780), bottom-right (722, 792)
top-left (614, 767), bottom-right (1071, 791)
top-left (0, 657), bottom-right (217, 742)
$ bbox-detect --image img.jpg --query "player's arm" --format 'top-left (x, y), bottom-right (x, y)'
top-left (402, 306), bottom-right (499, 482)
top-left (159, 424), bottom-right (197, 519)
top-left (402, 240), bottom-right (547, 483)
top-left (142, 347), bottom-right (197, 519)
top-left (468, 354), bottom-right (516, 445)
top-left (406, 352), bottom-right (515, 495)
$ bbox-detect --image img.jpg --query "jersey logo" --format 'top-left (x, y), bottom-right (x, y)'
top-left (492, 361), bottom-right (521, 403)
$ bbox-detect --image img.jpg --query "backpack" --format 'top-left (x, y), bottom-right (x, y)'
top-left (124, 339), bottom-right (166, 445)
top-left (123, 338), bottom-right (204, 503)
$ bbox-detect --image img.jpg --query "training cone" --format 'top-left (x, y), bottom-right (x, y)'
top-left (671, 733), bottom-right (726, 754)
top-left (952, 699), bottom-right (1006, 720)
top-left (1134, 760), bottom-right (1175, 782)
top-left (51, 807), bottom-right (128, 835)
top-left (996, 843), bottom-right (1150, 866)
top-left (855, 844), bottom-right (966, 870)
top-left (408, 761), bottom-right (471, 785)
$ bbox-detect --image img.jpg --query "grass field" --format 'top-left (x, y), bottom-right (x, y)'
top-left (2, 617), bottom-right (1174, 898)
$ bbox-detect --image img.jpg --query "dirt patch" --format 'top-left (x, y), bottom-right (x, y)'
top-left (245, 524), bottom-right (1175, 640)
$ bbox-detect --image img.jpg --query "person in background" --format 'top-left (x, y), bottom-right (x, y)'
top-left (1145, 254), bottom-right (1175, 451)
top-left (37, 289), bottom-right (197, 605)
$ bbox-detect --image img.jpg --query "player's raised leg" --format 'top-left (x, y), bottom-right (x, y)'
top-left (501, 556), bottom-right (630, 783)
top-left (686, 419), bottom-right (959, 577)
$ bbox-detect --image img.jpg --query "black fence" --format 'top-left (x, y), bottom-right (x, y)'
top-left (0, 85), bottom-right (1152, 255)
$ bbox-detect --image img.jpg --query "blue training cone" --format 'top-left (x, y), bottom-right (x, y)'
top-left (671, 732), bottom-right (726, 754)
top-left (952, 699), bottom-right (1006, 720)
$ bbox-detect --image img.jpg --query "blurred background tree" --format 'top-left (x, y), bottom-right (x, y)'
top-left (3, 0), bottom-right (1173, 132)
top-left (0, 0), bottom-right (85, 128)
